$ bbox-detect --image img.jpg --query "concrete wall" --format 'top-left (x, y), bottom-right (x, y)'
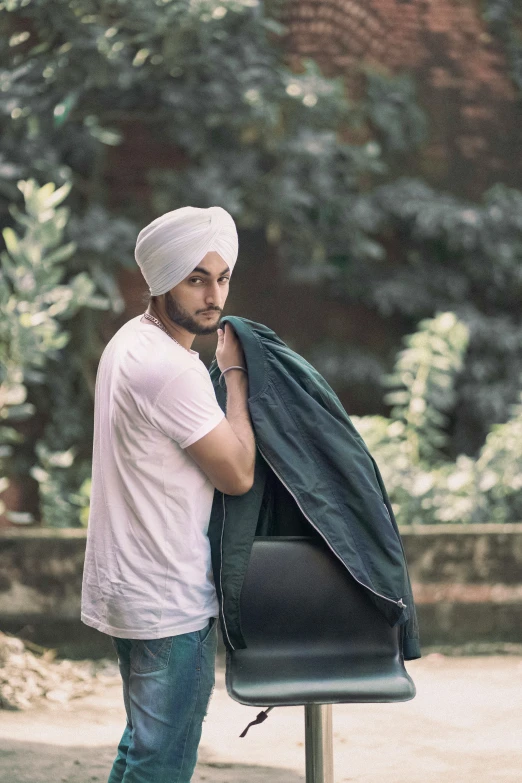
top-left (1, 525), bottom-right (521, 657)
top-left (403, 524), bottom-right (522, 648)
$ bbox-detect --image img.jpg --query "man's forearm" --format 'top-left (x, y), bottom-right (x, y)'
top-left (225, 371), bottom-right (256, 472)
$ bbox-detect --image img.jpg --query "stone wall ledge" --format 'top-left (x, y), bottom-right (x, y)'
top-left (0, 528), bottom-right (89, 539)
top-left (1, 521), bottom-right (521, 538)
top-left (400, 523), bottom-right (522, 535)
top-left (1, 524), bottom-right (521, 652)
top-left (411, 583), bottom-right (522, 604)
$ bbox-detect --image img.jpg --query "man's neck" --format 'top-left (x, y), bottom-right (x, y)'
top-left (145, 306), bottom-right (195, 351)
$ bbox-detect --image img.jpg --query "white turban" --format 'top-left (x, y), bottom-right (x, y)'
top-left (135, 206), bottom-right (239, 296)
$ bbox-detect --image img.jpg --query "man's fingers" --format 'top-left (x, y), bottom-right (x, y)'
top-left (224, 322), bottom-right (236, 340)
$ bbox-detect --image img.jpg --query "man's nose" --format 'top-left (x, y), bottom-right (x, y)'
top-left (205, 282), bottom-right (222, 307)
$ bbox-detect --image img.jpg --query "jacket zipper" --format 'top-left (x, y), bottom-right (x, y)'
top-left (219, 493), bottom-right (235, 650)
top-left (257, 446), bottom-right (406, 611)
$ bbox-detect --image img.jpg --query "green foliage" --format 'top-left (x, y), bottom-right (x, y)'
top-left (364, 70), bottom-right (428, 155)
top-left (352, 313), bottom-right (522, 525)
top-left (0, 0), bottom-right (381, 263)
top-left (31, 441), bottom-right (92, 528)
top-left (0, 0), bottom-right (521, 525)
top-left (0, 368), bottom-right (24, 519)
top-left (0, 178), bottom-right (108, 525)
top-left (381, 313), bottom-right (469, 463)
top-left (29, 353), bottom-right (99, 527)
top-left (474, 397), bottom-right (522, 524)
top-left (483, 0), bottom-right (522, 91)
top-left (0, 0), bottom-right (380, 525)
top-left (335, 179), bottom-right (522, 453)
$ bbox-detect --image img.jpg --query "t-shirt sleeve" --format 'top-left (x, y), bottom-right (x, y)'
top-left (150, 366), bottom-right (225, 449)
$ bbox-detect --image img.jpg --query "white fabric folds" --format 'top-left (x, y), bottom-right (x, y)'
top-left (135, 206), bottom-right (239, 296)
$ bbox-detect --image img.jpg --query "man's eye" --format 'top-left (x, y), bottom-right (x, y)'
top-left (189, 278), bottom-right (203, 284)
top-left (219, 277), bottom-right (230, 283)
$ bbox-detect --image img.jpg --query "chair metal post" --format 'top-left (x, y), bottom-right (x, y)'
top-left (304, 704), bottom-right (334, 783)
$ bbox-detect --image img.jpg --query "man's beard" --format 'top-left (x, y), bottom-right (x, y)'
top-left (164, 292), bottom-right (221, 335)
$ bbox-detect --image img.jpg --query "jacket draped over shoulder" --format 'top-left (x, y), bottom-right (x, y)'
top-left (208, 317), bottom-right (421, 661)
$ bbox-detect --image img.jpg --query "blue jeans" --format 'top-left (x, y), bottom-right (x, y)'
top-left (107, 618), bottom-right (218, 783)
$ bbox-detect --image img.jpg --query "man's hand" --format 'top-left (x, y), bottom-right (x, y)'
top-left (216, 323), bottom-right (246, 373)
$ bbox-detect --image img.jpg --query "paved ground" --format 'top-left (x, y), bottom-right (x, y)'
top-left (0, 653), bottom-right (521, 783)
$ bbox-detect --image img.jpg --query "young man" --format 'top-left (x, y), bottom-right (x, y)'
top-left (81, 206), bottom-right (256, 783)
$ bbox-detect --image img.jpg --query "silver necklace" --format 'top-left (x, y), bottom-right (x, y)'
top-left (143, 312), bottom-right (186, 350)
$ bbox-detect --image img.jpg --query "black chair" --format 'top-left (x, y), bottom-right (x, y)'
top-left (226, 537), bottom-right (416, 782)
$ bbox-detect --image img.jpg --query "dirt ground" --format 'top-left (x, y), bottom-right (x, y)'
top-left (0, 653), bottom-right (521, 783)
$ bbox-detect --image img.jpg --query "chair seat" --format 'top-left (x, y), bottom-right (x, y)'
top-left (226, 537), bottom-right (416, 707)
top-left (227, 652), bottom-right (414, 706)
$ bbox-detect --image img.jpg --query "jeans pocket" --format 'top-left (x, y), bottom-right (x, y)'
top-left (130, 636), bottom-right (174, 674)
top-left (198, 617), bottom-right (217, 645)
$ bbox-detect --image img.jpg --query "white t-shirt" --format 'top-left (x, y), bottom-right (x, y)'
top-left (81, 315), bottom-right (223, 639)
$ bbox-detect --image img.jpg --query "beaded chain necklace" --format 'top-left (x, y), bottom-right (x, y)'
top-left (143, 311), bottom-right (245, 386)
top-left (142, 312), bottom-right (186, 350)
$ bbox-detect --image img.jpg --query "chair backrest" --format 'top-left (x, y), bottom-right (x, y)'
top-left (226, 537), bottom-right (416, 706)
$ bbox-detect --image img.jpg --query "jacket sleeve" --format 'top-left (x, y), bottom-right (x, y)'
top-left (372, 457), bottom-right (421, 660)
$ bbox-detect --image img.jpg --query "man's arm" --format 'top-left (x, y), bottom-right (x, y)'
top-left (186, 324), bottom-right (256, 495)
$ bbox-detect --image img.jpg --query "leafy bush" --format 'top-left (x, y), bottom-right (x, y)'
top-left (474, 398), bottom-right (522, 524)
top-left (352, 312), bottom-right (522, 525)
top-left (0, 178), bottom-right (108, 525)
top-left (0, 0), bottom-right (385, 525)
top-left (0, 0), bottom-right (521, 525)
top-left (484, 0), bottom-right (522, 91)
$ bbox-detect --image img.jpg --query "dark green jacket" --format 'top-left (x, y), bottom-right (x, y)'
top-left (208, 316), bottom-right (421, 661)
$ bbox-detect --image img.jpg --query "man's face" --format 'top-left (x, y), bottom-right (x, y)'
top-left (164, 251), bottom-right (230, 336)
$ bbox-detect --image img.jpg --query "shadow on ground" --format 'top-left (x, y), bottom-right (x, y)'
top-left (0, 739), bottom-right (305, 783)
